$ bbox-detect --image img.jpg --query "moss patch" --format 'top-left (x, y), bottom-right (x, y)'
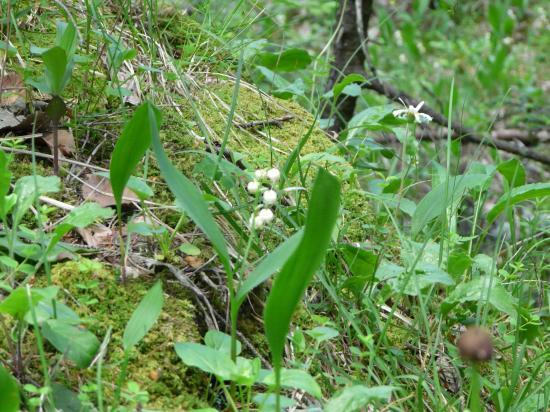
top-left (38, 259), bottom-right (208, 410)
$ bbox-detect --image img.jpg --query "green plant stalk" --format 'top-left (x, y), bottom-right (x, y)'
top-left (52, 119), bottom-right (59, 176)
top-left (25, 285), bottom-right (54, 409)
top-left (118, 214), bottom-right (127, 282)
top-left (114, 349), bottom-right (131, 406)
top-left (468, 365), bottom-right (482, 412)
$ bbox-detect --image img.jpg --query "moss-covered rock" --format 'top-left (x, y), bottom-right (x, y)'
top-left (41, 259), bottom-right (208, 410)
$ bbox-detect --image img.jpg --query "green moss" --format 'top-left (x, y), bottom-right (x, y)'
top-left (40, 259), bottom-right (208, 410)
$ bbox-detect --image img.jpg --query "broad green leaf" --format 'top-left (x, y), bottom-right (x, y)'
top-left (340, 244), bottom-right (378, 278)
top-left (0, 40), bottom-right (18, 57)
top-left (47, 383), bottom-right (83, 412)
top-left (42, 320), bottom-right (99, 368)
top-left (375, 260), bottom-right (454, 296)
top-left (110, 102), bottom-right (157, 217)
top-left (447, 250), bottom-right (473, 277)
top-left (264, 168), bottom-right (341, 372)
top-left (487, 183), bottom-right (550, 225)
top-left (411, 174), bottom-right (489, 235)
top-left (330, 73), bottom-right (366, 99)
top-left (0, 286), bottom-right (58, 318)
top-left (148, 105), bottom-right (230, 272)
top-left (204, 330), bottom-right (241, 357)
top-left (42, 46), bottom-right (70, 95)
top-left (325, 385), bottom-right (395, 412)
top-left (13, 175), bottom-right (60, 224)
top-left (0, 365), bottom-right (19, 412)
top-left (174, 342), bottom-right (236, 380)
top-left (123, 281), bottom-right (164, 350)
top-left (55, 21), bottom-right (78, 58)
top-left (234, 356), bottom-right (261, 386)
top-left (257, 48), bottom-right (312, 72)
top-left (262, 368), bottom-right (322, 398)
top-left (346, 105), bottom-right (395, 140)
top-left (95, 171), bottom-right (153, 200)
top-left (179, 243), bottom-right (201, 256)
top-left (497, 158), bottom-right (525, 188)
top-left (305, 326), bottom-right (339, 343)
top-left (441, 277), bottom-right (517, 316)
top-left (24, 300), bottom-right (79, 325)
top-left (253, 393), bottom-right (295, 411)
top-left (234, 230), bottom-right (304, 313)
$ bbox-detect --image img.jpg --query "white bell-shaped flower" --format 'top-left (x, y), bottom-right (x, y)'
top-left (254, 169), bottom-right (267, 180)
top-left (263, 189), bottom-right (277, 206)
top-left (247, 180), bottom-right (260, 194)
top-left (266, 168), bottom-right (280, 183)
top-left (258, 208), bottom-right (274, 224)
top-left (252, 215), bottom-right (264, 229)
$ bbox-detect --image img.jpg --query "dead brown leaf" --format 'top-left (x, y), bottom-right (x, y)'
top-left (43, 129), bottom-right (76, 157)
top-left (77, 223), bottom-right (114, 248)
top-left (184, 255), bottom-right (203, 269)
top-left (81, 174), bottom-right (138, 207)
top-left (0, 72), bottom-right (25, 106)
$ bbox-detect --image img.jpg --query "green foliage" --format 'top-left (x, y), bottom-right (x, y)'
top-left (0, 365), bottom-right (20, 412)
top-left (487, 182), bottom-right (550, 225)
top-left (264, 168), bottom-right (340, 404)
top-left (123, 281), bottom-right (164, 350)
top-left (41, 319), bottom-right (100, 368)
top-left (109, 103), bottom-right (157, 217)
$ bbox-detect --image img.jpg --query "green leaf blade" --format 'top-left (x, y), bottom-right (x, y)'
top-left (109, 102), bottom-right (157, 216)
top-left (264, 168), bottom-right (341, 370)
top-left (123, 281), bottom-right (164, 350)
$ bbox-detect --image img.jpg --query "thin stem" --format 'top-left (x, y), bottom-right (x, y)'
top-left (114, 349), bottom-right (131, 406)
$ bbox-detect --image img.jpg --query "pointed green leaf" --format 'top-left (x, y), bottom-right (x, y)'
top-left (174, 342), bottom-right (236, 380)
top-left (325, 385), bottom-right (395, 412)
top-left (148, 105), bottom-right (230, 271)
top-left (0, 365), bottom-right (20, 412)
top-left (264, 168), bottom-right (341, 371)
top-left (123, 281), bottom-right (164, 350)
top-left (42, 320), bottom-right (99, 368)
top-left (110, 102), bottom-right (157, 217)
top-left (487, 183), bottom-right (550, 225)
top-left (234, 229), bottom-right (303, 313)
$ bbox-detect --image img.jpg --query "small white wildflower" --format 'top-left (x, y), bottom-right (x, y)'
top-left (254, 169), bottom-right (267, 180)
top-left (392, 99), bottom-right (433, 124)
top-left (253, 215), bottom-right (264, 229)
top-left (258, 208), bottom-right (274, 224)
top-left (247, 180), bottom-right (260, 194)
top-left (266, 168), bottom-right (280, 183)
top-left (399, 54), bottom-right (407, 64)
top-left (503, 37), bottom-right (513, 46)
top-left (263, 189), bottom-right (277, 206)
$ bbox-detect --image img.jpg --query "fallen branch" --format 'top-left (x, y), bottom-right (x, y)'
top-left (375, 127), bottom-right (549, 147)
top-left (364, 78), bottom-right (550, 166)
top-left (236, 114), bottom-right (294, 129)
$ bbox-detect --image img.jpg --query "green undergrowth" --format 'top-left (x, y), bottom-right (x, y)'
top-left (32, 259), bottom-right (208, 410)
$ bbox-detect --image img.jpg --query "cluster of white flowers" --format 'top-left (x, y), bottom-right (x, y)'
top-left (392, 99), bottom-right (433, 124)
top-left (247, 167), bottom-right (281, 229)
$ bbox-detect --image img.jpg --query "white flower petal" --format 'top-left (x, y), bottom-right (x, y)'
top-left (247, 180), bottom-right (260, 194)
top-left (258, 208), bottom-right (274, 223)
top-left (254, 169), bottom-right (267, 180)
top-left (416, 113), bottom-right (433, 124)
top-left (266, 168), bottom-right (280, 183)
top-left (263, 190), bottom-right (277, 206)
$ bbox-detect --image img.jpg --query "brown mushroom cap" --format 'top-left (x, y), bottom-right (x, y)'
top-left (457, 326), bottom-right (493, 362)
